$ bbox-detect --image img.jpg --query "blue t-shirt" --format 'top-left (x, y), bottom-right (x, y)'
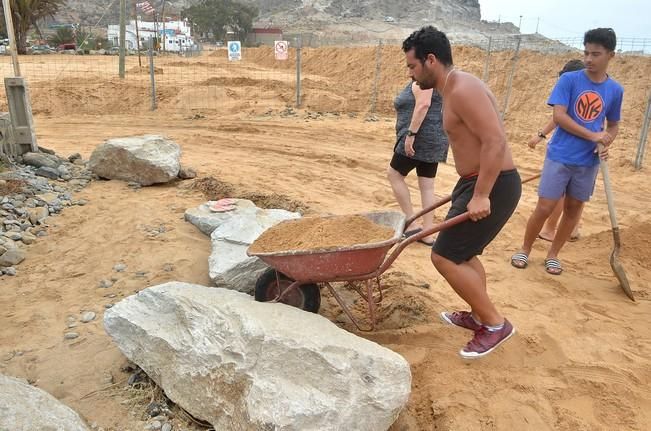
top-left (547, 70), bottom-right (623, 167)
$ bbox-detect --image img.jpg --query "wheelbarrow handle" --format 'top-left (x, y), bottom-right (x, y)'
top-left (377, 212), bottom-right (471, 275)
top-left (403, 172), bottom-right (541, 231)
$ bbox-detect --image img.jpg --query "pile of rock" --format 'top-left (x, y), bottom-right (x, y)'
top-left (0, 149), bottom-right (93, 276)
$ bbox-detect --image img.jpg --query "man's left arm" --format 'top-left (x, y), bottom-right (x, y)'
top-left (454, 80), bottom-right (506, 221)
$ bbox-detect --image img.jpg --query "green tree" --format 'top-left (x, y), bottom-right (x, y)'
top-left (182, 0), bottom-right (258, 42)
top-left (0, 0), bottom-right (65, 54)
top-left (47, 27), bottom-right (74, 47)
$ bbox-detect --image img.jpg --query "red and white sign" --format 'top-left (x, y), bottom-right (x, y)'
top-left (274, 40), bottom-right (288, 60)
top-left (136, 1), bottom-right (155, 15)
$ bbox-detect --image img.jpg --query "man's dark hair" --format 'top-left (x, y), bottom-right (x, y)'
top-left (584, 28), bottom-right (617, 51)
top-left (559, 59), bottom-right (585, 76)
top-left (402, 26), bottom-right (453, 66)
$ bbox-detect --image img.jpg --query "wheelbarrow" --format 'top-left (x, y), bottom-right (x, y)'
top-left (247, 173), bottom-right (541, 331)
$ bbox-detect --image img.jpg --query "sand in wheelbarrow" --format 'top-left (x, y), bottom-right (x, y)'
top-left (249, 215), bottom-right (395, 253)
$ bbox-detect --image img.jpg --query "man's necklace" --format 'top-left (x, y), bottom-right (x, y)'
top-left (442, 68), bottom-right (455, 95)
top-left (441, 68), bottom-right (455, 114)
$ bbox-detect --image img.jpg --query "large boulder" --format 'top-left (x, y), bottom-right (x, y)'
top-left (208, 204), bottom-right (299, 293)
top-left (0, 374), bottom-right (89, 431)
top-left (88, 135), bottom-right (181, 186)
top-left (104, 283), bottom-right (411, 431)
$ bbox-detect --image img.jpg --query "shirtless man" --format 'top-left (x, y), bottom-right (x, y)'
top-left (402, 27), bottom-right (521, 358)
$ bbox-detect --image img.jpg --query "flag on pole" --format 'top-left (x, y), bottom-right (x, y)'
top-left (136, 1), bottom-right (155, 15)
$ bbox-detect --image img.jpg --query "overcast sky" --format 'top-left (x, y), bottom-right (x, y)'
top-left (480, 0), bottom-right (651, 41)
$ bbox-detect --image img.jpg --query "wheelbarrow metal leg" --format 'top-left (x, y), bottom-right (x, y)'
top-left (324, 282), bottom-right (373, 332)
top-left (273, 280), bottom-right (302, 303)
top-left (366, 279), bottom-right (377, 331)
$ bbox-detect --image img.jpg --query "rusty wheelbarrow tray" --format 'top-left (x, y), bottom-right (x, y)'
top-left (247, 199), bottom-right (468, 331)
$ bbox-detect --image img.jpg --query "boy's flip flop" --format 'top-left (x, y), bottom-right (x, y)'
top-left (209, 198), bottom-right (237, 213)
top-left (511, 252), bottom-right (529, 269)
top-left (544, 258), bottom-right (563, 275)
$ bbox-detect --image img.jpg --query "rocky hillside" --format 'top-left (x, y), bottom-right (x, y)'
top-left (50, 0), bottom-right (517, 44)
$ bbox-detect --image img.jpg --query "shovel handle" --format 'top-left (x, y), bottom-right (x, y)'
top-left (598, 146), bottom-right (619, 230)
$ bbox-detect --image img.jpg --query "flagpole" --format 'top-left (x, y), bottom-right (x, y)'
top-left (133, 1), bottom-right (142, 67)
top-left (161, 0), bottom-right (167, 54)
top-left (119, 0), bottom-right (126, 78)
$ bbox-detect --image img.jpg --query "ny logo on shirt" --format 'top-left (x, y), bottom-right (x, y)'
top-left (575, 91), bottom-right (604, 122)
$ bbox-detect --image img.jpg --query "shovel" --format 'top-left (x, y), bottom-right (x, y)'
top-left (599, 145), bottom-right (635, 301)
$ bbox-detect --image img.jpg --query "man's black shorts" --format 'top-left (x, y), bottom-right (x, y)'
top-left (390, 152), bottom-right (439, 178)
top-left (433, 169), bottom-right (522, 264)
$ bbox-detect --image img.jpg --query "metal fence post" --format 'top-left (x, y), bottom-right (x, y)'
top-left (634, 92), bottom-right (651, 169)
top-left (370, 39), bottom-right (383, 114)
top-left (295, 35), bottom-right (302, 108)
top-left (482, 36), bottom-right (493, 82)
top-left (149, 37), bottom-right (157, 111)
top-left (501, 35), bottom-right (522, 117)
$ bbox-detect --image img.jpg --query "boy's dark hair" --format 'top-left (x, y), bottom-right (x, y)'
top-left (559, 59), bottom-right (585, 76)
top-left (402, 26), bottom-right (453, 66)
top-left (584, 28), bottom-right (617, 51)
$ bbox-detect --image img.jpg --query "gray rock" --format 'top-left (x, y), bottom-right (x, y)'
top-left (3, 267), bottom-right (16, 276)
top-left (22, 152), bottom-right (60, 169)
top-left (88, 135), bottom-right (181, 186)
top-left (98, 279), bottom-right (113, 289)
top-left (3, 232), bottom-right (22, 242)
top-left (104, 283), bottom-right (411, 431)
top-left (68, 153), bottom-right (82, 162)
top-left (29, 207), bottom-right (50, 225)
top-left (57, 165), bottom-right (70, 177)
top-left (75, 199), bottom-right (88, 206)
top-left (113, 263), bottom-right (127, 273)
top-left (64, 332), bottom-right (79, 340)
top-left (177, 166), bottom-right (197, 180)
top-left (209, 206), bottom-right (300, 294)
top-left (35, 167), bottom-right (60, 180)
top-left (161, 423), bottom-right (172, 431)
top-left (1, 203), bottom-right (13, 211)
top-left (37, 146), bottom-right (56, 155)
top-left (0, 248), bottom-right (26, 267)
top-left (145, 420), bottom-right (162, 430)
top-left (20, 233), bottom-right (36, 245)
top-left (36, 192), bottom-right (59, 205)
top-left (0, 374), bottom-right (90, 430)
top-left (0, 245), bottom-right (7, 255)
top-left (81, 311), bottom-right (96, 323)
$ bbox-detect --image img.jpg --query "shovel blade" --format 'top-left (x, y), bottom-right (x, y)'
top-left (610, 250), bottom-right (635, 301)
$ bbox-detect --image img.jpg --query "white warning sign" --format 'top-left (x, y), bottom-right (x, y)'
top-left (274, 40), bottom-right (289, 60)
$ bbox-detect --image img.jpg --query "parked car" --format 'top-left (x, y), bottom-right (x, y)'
top-left (57, 43), bottom-right (77, 52)
top-left (28, 44), bottom-right (55, 54)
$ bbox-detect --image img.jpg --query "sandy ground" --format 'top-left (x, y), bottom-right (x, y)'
top-left (1, 47), bottom-right (651, 430)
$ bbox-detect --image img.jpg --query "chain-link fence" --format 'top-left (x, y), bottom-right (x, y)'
top-left (1, 33), bottom-right (650, 164)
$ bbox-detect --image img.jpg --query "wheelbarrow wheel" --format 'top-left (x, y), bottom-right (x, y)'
top-left (254, 268), bottom-right (321, 313)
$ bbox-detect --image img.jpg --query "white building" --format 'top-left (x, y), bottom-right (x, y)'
top-left (107, 19), bottom-right (195, 52)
